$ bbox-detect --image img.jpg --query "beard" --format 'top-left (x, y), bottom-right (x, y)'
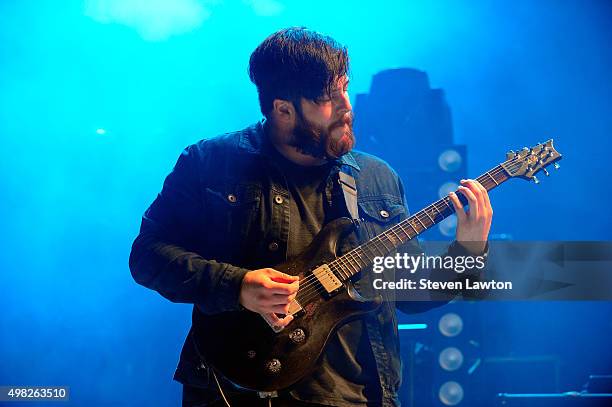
top-left (289, 111), bottom-right (355, 159)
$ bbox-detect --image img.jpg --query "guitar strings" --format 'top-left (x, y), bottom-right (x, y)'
top-left (297, 160), bottom-right (516, 295)
top-left (313, 164), bottom-right (505, 295)
top-left (289, 156), bottom-right (528, 307)
top-left (293, 158), bottom-right (523, 305)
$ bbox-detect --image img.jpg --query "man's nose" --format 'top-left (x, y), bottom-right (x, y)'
top-left (337, 92), bottom-right (352, 116)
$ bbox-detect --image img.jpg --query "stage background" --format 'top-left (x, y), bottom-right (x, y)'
top-left (1, 1), bottom-right (611, 405)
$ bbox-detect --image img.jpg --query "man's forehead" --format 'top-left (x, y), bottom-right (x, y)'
top-left (324, 76), bottom-right (349, 94)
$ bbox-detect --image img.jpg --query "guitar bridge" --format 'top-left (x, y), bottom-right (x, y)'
top-left (260, 299), bottom-right (303, 333)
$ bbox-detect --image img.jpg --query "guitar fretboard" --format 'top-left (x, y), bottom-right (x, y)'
top-left (328, 164), bottom-right (511, 281)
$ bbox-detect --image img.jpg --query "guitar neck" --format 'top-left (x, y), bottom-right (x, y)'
top-left (329, 163), bottom-right (511, 282)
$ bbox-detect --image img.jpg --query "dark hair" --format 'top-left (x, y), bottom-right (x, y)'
top-left (248, 27), bottom-right (349, 117)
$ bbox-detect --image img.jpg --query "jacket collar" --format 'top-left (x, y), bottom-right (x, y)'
top-left (238, 120), bottom-right (361, 171)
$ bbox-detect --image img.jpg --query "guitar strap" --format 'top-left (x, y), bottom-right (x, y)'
top-left (338, 169), bottom-right (361, 227)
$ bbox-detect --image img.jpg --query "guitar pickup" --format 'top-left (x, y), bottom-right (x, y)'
top-left (312, 264), bottom-right (342, 294)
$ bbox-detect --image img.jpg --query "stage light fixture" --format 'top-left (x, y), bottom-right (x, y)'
top-left (439, 347), bottom-right (464, 371)
top-left (438, 312), bottom-right (463, 337)
top-left (438, 381), bottom-right (464, 405)
top-left (438, 149), bottom-right (462, 172)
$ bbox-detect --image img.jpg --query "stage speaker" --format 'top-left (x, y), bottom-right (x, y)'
top-left (354, 68), bottom-right (467, 240)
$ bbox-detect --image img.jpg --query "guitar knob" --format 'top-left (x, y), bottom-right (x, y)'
top-left (533, 176), bottom-right (540, 184)
top-left (265, 359), bottom-right (282, 374)
top-left (553, 162), bottom-right (560, 169)
top-left (289, 328), bottom-right (306, 344)
top-left (543, 168), bottom-right (549, 176)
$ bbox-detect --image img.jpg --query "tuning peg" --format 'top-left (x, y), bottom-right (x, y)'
top-left (506, 150), bottom-right (515, 160)
top-left (533, 176), bottom-right (540, 184)
top-left (553, 162), bottom-right (560, 169)
top-left (543, 168), bottom-right (549, 176)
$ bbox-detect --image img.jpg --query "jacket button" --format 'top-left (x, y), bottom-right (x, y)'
top-left (274, 195), bottom-right (284, 204)
top-left (380, 210), bottom-right (389, 218)
top-left (268, 242), bottom-right (279, 251)
top-left (227, 194), bottom-right (237, 203)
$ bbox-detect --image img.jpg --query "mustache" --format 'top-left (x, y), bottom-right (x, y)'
top-left (329, 112), bottom-right (353, 131)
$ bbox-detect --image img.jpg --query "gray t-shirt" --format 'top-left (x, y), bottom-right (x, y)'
top-left (271, 149), bottom-right (382, 406)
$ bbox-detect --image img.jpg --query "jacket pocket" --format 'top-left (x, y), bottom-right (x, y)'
top-left (358, 196), bottom-right (406, 229)
top-left (202, 183), bottom-right (262, 262)
top-left (356, 196), bottom-right (407, 301)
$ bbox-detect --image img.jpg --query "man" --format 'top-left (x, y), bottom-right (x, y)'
top-left (129, 27), bottom-right (492, 407)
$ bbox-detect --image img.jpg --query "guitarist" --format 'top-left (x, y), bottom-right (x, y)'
top-left (129, 27), bottom-right (493, 407)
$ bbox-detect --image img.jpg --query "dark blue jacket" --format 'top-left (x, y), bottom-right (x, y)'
top-left (129, 121), bottom-right (477, 406)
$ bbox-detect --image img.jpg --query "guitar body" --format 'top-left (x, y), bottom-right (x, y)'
top-left (191, 139), bottom-right (563, 393)
top-left (193, 217), bottom-right (382, 392)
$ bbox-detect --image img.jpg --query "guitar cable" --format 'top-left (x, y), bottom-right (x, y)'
top-left (211, 371), bottom-right (274, 407)
top-left (211, 369), bottom-right (232, 407)
top-left (189, 330), bottom-right (234, 407)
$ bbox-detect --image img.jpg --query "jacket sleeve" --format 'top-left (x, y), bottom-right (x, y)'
top-left (128, 144), bottom-right (250, 314)
top-left (393, 175), bottom-right (488, 315)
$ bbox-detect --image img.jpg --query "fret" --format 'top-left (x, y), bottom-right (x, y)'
top-left (409, 218), bottom-right (422, 234)
top-left (432, 203), bottom-right (444, 221)
top-left (344, 255), bottom-right (360, 276)
top-left (442, 197), bottom-right (453, 211)
top-left (493, 165), bottom-right (505, 180)
top-left (360, 246), bottom-right (376, 262)
top-left (415, 215), bottom-right (428, 229)
top-left (405, 220), bottom-right (419, 236)
top-left (338, 257), bottom-right (354, 278)
top-left (352, 248), bottom-right (368, 267)
top-left (389, 228), bottom-right (403, 245)
top-left (397, 222), bottom-right (413, 240)
top-left (331, 260), bottom-right (350, 280)
top-left (378, 234), bottom-right (394, 251)
top-left (423, 208), bottom-right (435, 224)
top-left (353, 249), bottom-right (369, 268)
top-left (369, 239), bottom-right (387, 256)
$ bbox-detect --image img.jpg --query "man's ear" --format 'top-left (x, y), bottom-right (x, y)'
top-left (271, 99), bottom-right (295, 125)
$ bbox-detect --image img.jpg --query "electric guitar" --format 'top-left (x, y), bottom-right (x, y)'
top-left (194, 140), bottom-right (562, 392)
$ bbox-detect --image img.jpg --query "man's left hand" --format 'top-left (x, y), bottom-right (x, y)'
top-left (448, 179), bottom-right (493, 254)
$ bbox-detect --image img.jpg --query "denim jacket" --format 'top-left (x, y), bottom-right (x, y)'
top-left (129, 121), bottom-right (479, 406)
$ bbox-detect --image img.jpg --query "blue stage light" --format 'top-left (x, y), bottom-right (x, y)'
top-left (398, 323), bottom-right (428, 330)
top-left (84, 0), bottom-right (211, 41)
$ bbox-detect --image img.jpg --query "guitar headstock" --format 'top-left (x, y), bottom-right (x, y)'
top-left (501, 139), bottom-right (562, 183)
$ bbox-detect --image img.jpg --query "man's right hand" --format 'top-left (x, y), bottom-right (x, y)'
top-left (239, 268), bottom-right (300, 316)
